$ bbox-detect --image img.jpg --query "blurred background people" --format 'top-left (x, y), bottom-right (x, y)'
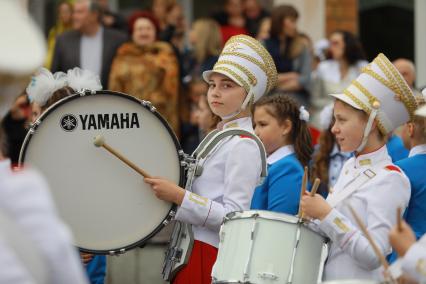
top-left (97, 0), bottom-right (127, 32)
top-left (244, 0), bottom-right (269, 38)
top-left (45, 1), bottom-right (73, 69)
top-left (311, 30), bottom-right (367, 128)
top-left (108, 11), bottom-right (180, 135)
top-left (51, 0), bottom-right (127, 87)
top-left (185, 18), bottom-right (222, 83)
top-left (393, 58), bottom-right (422, 96)
top-left (0, 93), bottom-right (31, 165)
top-left (265, 5), bottom-right (312, 107)
top-left (256, 17), bottom-right (271, 41)
top-left (212, 0), bottom-right (248, 43)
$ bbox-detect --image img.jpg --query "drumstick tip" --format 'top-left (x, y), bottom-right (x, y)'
top-left (93, 135), bottom-right (105, 147)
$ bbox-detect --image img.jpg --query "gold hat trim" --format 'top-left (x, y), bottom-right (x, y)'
top-left (213, 66), bottom-right (251, 93)
top-left (351, 80), bottom-right (380, 108)
top-left (343, 89), bottom-right (387, 134)
top-left (362, 66), bottom-right (416, 121)
top-left (377, 53), bottom-right (417, 118)
top-left (221, 51), bottom-right (271, 91)
top-left (225, 35), bottom-right (277, 93)
top-left (214, 60), bottom-right (257, 86)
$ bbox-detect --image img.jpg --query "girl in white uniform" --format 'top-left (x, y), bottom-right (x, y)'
top-left (301, 53), bottom-right (418, 281)
top-left (145, 35), bottom-right (277, 284)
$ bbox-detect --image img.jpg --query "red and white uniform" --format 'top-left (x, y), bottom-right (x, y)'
top-left (174, 117), bottom-right (262, 283)
top-left (314, 146), bottom-right (411, 281)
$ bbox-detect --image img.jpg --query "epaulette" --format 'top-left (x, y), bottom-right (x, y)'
top-left (384, 165), bottom-right (401, 173)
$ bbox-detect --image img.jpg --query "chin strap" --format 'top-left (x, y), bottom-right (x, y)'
top-left (220, 89), bottom-right (254, 120)
top-left (355, 108), bottom-right (378, 153)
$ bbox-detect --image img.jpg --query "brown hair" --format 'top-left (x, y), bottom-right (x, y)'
top-left (269, 5), bottom-right (305, 59)
top-left (199, 93), bottom-right (221, 132)
top-left (253, 94), bottom-right (313, 167)
top-left (311, 123), bottom-right (335, 187)
top-left (41, 86), bottom-right (74, 112)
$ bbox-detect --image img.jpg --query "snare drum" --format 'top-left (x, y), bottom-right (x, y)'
top-left (212, 210), bottom-right (328, 284)
top-left (321, 281), bottom-right (382, 284)
top-left (19, 90), bottom-right (185, 254)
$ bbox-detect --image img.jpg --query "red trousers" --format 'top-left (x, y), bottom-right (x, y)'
top-left (173, 240), bottom-right (218, 284)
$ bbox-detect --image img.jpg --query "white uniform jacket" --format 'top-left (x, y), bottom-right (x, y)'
top-left (0, 233), bottom-right (36, 284)
top-left (0, 159), bottom-right (89, 284)
top-left (175, 117), bottom-right (262, 248)
top-left (315, 146), bottom-right (411, 281)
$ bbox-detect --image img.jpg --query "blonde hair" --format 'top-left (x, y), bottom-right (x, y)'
top-left (192, 18), bottom-right (222, 63)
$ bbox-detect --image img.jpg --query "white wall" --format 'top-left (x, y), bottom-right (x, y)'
top-left (415, 0), bottom-right (426, 89)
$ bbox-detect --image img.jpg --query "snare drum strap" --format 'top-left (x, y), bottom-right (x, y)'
top-left (327, 168), bottom-right (376, 208)
top-left (195, 128), bottom-right (267, 180)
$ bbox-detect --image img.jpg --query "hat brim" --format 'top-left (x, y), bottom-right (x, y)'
top-left (202, 70), bottom-right (244, 88)
top-left (415, 105), bottom-right (426, 117)
top-left (329, 93), bottom-right (364, 111)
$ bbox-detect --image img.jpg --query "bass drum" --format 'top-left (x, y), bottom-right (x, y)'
top-left (20, 90), bottom-right (185, 254)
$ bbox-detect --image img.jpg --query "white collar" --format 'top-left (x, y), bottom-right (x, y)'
top-left (353, 144), bottom-right (390, 168)
top-left (222, 117), bottom-right (254, 131)
top-left (409, 144), bottom-right (426, 157)
top-left (267, 145), bottom-right (295, 165)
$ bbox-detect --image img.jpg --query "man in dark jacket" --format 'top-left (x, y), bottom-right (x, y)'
top-left (51, 0), bottom-right (127, 87)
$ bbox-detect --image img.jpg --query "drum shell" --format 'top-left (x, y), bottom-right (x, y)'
top-left (19, 91), bottom-right (185, 254)
top-left (212, 210), bottom-right (328, 284)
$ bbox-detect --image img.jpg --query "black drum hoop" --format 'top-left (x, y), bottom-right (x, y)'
top-left (19, 90), bottom-right (185, 255)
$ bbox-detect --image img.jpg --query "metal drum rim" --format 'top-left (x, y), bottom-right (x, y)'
top-left (18, 90), bottom-right (184, 254)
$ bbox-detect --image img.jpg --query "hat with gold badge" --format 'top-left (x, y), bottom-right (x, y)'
top-left (203, 35), bottom-right (277, 119)
top-left (330, 53), bottom-right (417, 151)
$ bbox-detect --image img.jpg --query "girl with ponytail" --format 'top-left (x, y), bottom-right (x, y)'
top-left (251, 93), bottom-right (313, 214)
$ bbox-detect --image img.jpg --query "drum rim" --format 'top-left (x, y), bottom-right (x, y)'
top-left (19, 90), bottom-right (185, 254)
top-left (225, 210), bottom-right (300, 224)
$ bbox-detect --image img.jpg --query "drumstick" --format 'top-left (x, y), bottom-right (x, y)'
top-left (397, 207), bottom-right (403, 232)
top-left (93, 135), bottom-right (152, 178)
top-left (310, 178), bottom-right (321, 196)
top-left (298, 166), bottom-right (308, 217)
top-left (348, 205), bottom-right (389, 270)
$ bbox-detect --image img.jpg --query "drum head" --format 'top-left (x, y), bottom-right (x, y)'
top-left (20, 91), bottom-right (184, 254)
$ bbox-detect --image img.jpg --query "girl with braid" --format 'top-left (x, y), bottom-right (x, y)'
top-left (251, 94), bottom-right (313, 214)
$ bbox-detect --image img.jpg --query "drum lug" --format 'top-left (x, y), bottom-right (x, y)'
top-left (258, 272), bottom-right (278, 281)
top-left (29, 120), bottom-right (41, 132)
top-left (76, 89), bottom-right (94, 96)
top-left (168, 210), bottom-right (176, 218)
top-left (108, 248), bottom-right (126, 256)
top-left (141, 100), bottom-right (157, 112)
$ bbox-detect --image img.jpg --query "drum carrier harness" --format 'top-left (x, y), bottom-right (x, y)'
top-left (162, 127), bottom-right (268, 281)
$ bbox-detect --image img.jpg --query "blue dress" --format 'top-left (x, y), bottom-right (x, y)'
top-left (388, 149), bottom-right (426, 263)
top-left (251, 152), bottom-right (304, 215)
top-left (86, 255), bottom-right (107, 284)
top-left (386, 135), bottom-right (409, 162)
